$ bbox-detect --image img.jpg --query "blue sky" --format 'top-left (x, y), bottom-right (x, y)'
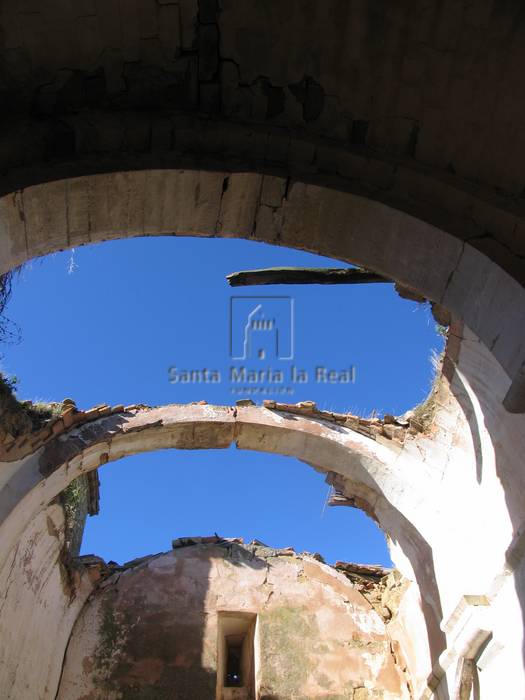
top-left (2, 237), bottom-right (443, 567)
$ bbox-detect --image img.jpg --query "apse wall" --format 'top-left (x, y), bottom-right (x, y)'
top-left (56, 543), bottom-right (410, 699)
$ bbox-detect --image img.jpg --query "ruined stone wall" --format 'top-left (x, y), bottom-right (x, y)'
top-left (1, 322), bottom-right (525, 697)
top-left (56, 543), bottom-right (410, 700)
top-left (0, 3), bottom-right (524, 696)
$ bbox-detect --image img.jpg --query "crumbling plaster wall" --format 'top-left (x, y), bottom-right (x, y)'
top-left (0, 497), bottom-right (94, 699)
top-left (56, 543), bottom-right (410, 700)
top-left (424, 322), bottom-right (525, 699)
top-left (375, 320), bottom-right (525, 699)
top-left (0, 401), bottom-right (430, 698)
top-left (323, 328), bottom-right (522, 697)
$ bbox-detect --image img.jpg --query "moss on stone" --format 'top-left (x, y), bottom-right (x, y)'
top-left (60, 476), bottom-right (90, 558)
top-left (93, 595), bottom-right (132, 691)
top-left (92, 595), bottom-right (216, 699)
top-left (97, 597), bottom-right (121, 671)
top-left (258, 607), bottom-right (318, 695)
top-left (0, 372), bottom-right (63, 439)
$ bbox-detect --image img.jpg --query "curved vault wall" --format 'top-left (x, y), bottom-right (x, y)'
top-left (56, 543), bottom-right (410, 700)
top-left (1, 323), bottom-right (525, 698)
top-left (0, 500), bottom-right (95, 699)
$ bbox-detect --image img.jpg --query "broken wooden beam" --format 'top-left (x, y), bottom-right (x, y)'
top-left (226, 266), bottom-right (390, 287)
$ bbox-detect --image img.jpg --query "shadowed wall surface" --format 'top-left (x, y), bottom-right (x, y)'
top-left (56, 542), bottom-right (410, 700)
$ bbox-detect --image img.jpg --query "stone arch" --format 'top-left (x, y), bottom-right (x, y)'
top-left (2, 166), bottom-right (521, 697)
top-left (0, 402), bottom-right (444, 682)
top-left (1, 168), bottom-right (524, 411)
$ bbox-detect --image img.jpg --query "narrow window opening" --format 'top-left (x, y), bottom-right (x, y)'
top-left (217, 612), bottom-right (256, 700)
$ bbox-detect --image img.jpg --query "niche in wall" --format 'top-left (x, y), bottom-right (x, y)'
top-left (217, 612), bottom-right (256, 700)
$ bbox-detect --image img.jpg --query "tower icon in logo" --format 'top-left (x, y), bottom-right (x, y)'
top-left (244, 304), bottom-right (276, 360)
top-left (230, 297), bottom-right (294, 360)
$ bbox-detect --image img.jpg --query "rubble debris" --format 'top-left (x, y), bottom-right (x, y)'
top-left (394, 282), bottom-right (427, 303)
top-left (262, 399), bottom-right (423, 444)
top-left (327, 490), bottom-right (355, 507)
top-left (335, 562), bottom-right (407, 622)
top-left (172, 535), bottom-right (244, 549)
top-left (0, 390), bottom-right (439, 467)
top-left (74, 541), bottom-right (408, 629)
